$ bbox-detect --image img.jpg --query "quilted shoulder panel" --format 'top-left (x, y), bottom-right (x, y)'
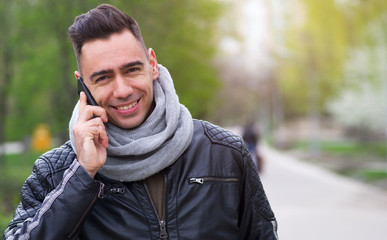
top-left (200, 120), bottom-right (244, 153)
top-left (29, 141), bottom-right (76, 194)
top-left (32, 141), bottom-right (77, 191)
top-left (37, 141), bottom-right (76, 172)
top-left (246, 154), bottom-right (276, 221)
top-left (7, 142), bottom-right (77, 228)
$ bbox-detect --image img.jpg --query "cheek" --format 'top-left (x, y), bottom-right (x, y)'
top-left (93, 87), bottom-right (110, 106)
top-left (147, 83), bottom-right (154, 101)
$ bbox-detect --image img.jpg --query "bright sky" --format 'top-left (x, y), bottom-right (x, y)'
top-left (219, 0), bottom-right (285, 74)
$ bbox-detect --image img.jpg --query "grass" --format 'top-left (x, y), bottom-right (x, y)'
top-left (0, 151), bottom-right (41, 233)
top-left (347, 169), bottom-right (387, 181)
top-left (291, 140), bottom-right (387, 182)
top-left (294, 140), bottom-right (386, 157)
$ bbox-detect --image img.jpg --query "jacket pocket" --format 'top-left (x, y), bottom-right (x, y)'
top-left (189, 177), bottom-right (239, 184)
top-left (184, 176), bottom-right (240, 231)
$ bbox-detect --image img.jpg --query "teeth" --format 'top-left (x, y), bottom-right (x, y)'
top-left (117, 102), bottom-right (137, 110)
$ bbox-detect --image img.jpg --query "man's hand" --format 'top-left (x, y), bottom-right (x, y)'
top-left (72, 92), bottom-right (109, 178)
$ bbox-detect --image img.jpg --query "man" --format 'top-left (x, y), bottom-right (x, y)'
top-left (3, 4), bottom-right (278, 240)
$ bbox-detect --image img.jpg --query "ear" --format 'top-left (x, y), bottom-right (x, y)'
top-left (74, 71), bottom-right (81, 80)
top-left (148, 48), bottom-right (159, 80)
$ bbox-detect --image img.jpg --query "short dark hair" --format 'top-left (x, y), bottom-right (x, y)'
top-left (68, 4), bottom-right (147, 70)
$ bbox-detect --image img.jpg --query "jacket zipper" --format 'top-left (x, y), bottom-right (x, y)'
top-left (189, 177), bottom-right (239, 184)
top-left (67, 182), bottom-right (105, 239)
top-left (144, 174), bottom-right (168, 239)
top-left (107, 187), bottom-right (125, 195)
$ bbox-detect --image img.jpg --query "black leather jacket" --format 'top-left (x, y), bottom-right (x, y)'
top-left (4, 120), bottom-right (278, 240)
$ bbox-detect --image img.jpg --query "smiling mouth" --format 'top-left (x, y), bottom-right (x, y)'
top-left (115, 100), bottom-right (139, 110)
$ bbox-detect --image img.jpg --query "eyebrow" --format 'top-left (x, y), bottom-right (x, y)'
top-left (89, 69), bottom-right (113, 81)
top-left (119, 60), bottom-right (144, 71)
top-left (89, 60), bottom-right (145, 81)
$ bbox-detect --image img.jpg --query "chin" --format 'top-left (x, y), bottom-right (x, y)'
top-left (114, 118), bottom-right (144, 130)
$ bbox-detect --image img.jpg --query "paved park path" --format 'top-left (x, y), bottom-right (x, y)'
top-left (259, 144), bottom-right (387, 240)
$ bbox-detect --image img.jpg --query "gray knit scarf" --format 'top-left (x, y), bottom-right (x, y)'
top-left (69, 65), bottom-right (193, 182)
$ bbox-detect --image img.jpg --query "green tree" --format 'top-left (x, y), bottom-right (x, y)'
top-left (115, 0), bottom-right (222, 118)
top-left (327, 1), bottom-right (387, 140)
top-left (4, 0), bottom-right (222, 143)
top-left (5, 0), bottom-right (89, 142)
top-left (0, 0), bottom-right (17, 163)
top-left (277, 0), bottom-right (387, 118)
top-left (277, 0), bottom-right (350, 117)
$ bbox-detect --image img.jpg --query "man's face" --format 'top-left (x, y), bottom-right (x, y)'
top-left (77, 30), bottom-right (159, 129)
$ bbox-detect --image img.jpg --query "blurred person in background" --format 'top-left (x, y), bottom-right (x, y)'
top-left (3, 4), bottom-right (277, 240)
top-left (243, 121), bottom-right (264, 173)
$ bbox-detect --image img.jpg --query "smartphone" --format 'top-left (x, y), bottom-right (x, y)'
top-left (77, 77), bottom-right (98, 106)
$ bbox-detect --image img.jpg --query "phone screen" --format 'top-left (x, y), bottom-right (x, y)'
top-left (77, 77), bottom-right (98, 106)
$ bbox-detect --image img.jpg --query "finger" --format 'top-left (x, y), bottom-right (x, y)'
top-left (98, 125), bottom-right (109, 148)
top-left (78, 98), bottom-right (108, 123)
top-left (88, 126), bottom-right (103, 136)
top-left (89, 124), bottom-right (108, 149)
top-left (75, 117), bottom-right (103, 138)
top-left (87, 123), bottom-right (106, 139)
top-left (78, 92), bottom-right (108, 123)
top-left (78, 92), bottom-right (93, 122)
top-left (86, 116), bottom-right (106, 129)
top-left (95, 118), bottom-right (109, 148)
top-left (79, 91), bottom-right (88, 110)
top-left (91, 106), bottom-right (109, 123)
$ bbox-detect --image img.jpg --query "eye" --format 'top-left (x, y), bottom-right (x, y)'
top-left (128, 67), bottom-right (140, 73)
top-left (96, 75), bottom-right (109, 82)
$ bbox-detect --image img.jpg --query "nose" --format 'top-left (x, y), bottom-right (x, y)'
top-left (113, 75), bottom-right (133, 99)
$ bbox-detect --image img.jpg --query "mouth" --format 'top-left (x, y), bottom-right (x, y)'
top-left (114, 99), bottom-right (139, 111)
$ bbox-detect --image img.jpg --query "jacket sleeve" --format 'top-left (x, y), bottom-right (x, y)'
top-left (3, 158), bottom-right (103, 240)
top-left (238, 147), bottom-right (278, 240)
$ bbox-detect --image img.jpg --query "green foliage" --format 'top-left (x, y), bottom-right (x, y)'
top-left (294, 140), bottom-right (386, 157)
top-left (276, 0), bottom-right (387, 118)
top-left (3, 0), bottom-right (223, 141)
top-left (327, 3), bottom-right (387, 135)
top-left (277, 0), bottom-right (350, 116)
top-left (354, 169), bottom-right (387, 181)
top-left (115, 0), bottom-right (222, 117)
top-left (340, 168), bottom-right (387, 183)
